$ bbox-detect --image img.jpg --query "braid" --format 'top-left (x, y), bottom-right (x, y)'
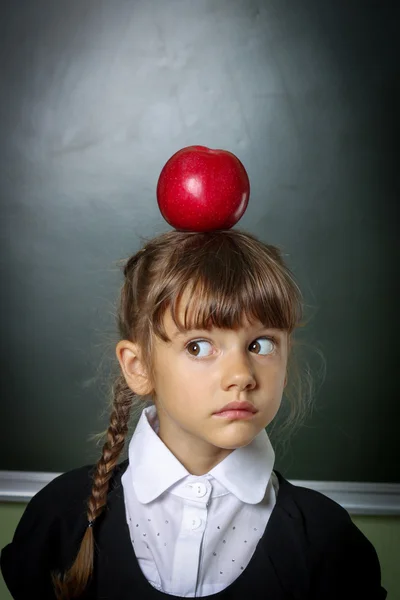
top-left (52, 376), bottom-right (134, 599)
top-left (88, 376), bottom-right (133, 522)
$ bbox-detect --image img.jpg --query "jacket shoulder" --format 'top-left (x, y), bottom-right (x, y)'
top-left (275, 469), bottom-right (350, 513)
top-left (0, 462), bottom-right (127, 599)
top-left (23, 459), bottom-right (127, 518)
top-left (274, 471), bottom-right (387, 599)
top-left (284, 478), bottom-right (351, 524)
top-left (29, 464), bottom-right (95, 516)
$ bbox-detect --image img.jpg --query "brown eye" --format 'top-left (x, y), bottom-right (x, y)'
top-left (249, 338), bottom-right (275, 355)
top-left (187, 342), bottom-right (200, 356)
top-left (186, 340), bottom-right (212, 358)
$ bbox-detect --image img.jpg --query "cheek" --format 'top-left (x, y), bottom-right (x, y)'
top-left (175, 366), bottom-right (210, 398)
top-left (266, 398), bottom-right (282, 426)
top-left (262, 377), bottom-right (285, 423)
top-left (261, 360), bottom-right (287, 388)
top-left (154, 356), bottom-right (205, 398)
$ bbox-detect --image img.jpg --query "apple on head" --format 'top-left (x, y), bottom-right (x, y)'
top-left (156, 145), bottom-right (250, 232)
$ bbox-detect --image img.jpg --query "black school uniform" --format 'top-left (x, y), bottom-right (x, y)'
top-left (0, 460), bottom-right (387, 599)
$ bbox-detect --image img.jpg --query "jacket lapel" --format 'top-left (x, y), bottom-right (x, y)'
top-left (95, 464), bottom-right (147, 598)
top-left (261, 471), bottom-right (310, 599)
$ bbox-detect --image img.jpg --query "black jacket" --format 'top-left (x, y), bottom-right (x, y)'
top-left (0, 461), bottom-right (387, 599)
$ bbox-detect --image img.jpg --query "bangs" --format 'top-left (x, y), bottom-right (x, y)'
top-left (150, 234), bottom-right (302, 342)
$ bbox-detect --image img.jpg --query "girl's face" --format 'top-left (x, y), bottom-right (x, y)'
top-left (149, 299), bottom-right (289, 475)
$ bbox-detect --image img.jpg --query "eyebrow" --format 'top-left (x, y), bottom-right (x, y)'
top-left (172, 329), bottom-right (201, 339)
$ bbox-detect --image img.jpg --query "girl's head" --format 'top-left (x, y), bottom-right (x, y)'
top-left (53, 228), bottom-right (307, 599)
top-left (116, 229), bottom-right (302, 473)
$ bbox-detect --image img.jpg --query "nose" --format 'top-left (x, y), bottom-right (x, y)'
top-left (221, 350), bottom-right (257, 392)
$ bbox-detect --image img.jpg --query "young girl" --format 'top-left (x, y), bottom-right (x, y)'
top-left (1, 228), bottom-right (386, 599)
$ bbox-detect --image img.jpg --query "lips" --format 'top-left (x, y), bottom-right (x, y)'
top-left (214, 401), bottom-right (257, 414)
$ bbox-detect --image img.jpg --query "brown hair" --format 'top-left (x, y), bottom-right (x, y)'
top-left (52, 228), bottom-right (315, 598)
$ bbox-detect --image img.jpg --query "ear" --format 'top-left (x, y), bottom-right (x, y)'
top-left (116, 340), bottom-right (153, 396)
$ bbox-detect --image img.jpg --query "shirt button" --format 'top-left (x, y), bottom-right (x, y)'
top-left (191, 516), bottom-right (202, 530)
top-left (194, 483), bottom-right (207, 497)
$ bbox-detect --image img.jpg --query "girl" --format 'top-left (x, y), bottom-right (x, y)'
top-left (1, 229), bottom-right (386, 599)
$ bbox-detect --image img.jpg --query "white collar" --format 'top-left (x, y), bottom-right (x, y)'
top-left (127, 404), bottom-right (275, 505)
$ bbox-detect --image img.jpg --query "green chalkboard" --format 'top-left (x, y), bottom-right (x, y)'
top-left (0, 0), bottom-right (398, 482)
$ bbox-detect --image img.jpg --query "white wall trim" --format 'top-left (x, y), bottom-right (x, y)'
top-left (0, 471), bottom-right (399, 515)
top-left (0, 471), bottom-right (63, 504)
top-left (291, 479), bottom-right (400, 516)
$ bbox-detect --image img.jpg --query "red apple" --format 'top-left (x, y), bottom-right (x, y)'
top-left (156, 145), bottom-right (250, 231)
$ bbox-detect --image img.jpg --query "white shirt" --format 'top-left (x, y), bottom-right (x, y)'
top-left (122, 405), bottom-right (279, 597)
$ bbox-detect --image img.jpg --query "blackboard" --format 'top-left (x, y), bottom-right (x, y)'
top-left (0, 0), bottom-right (398, 482)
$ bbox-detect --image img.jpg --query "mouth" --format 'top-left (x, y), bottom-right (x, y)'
top-left (213, 401), bottom-right (258, 420)
top-left (213, 401), bottom-right (257, 415)
top-left (213, 409), bottom-right (257, 420)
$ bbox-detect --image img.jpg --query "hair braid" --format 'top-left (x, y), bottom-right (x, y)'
top-left (88, 376), bottom-right (133, 521)
top-left (52, 376), bottom-right (135, 599)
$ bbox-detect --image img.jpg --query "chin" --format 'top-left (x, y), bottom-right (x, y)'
top-left (213, 430), bottom-right (258, 450)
